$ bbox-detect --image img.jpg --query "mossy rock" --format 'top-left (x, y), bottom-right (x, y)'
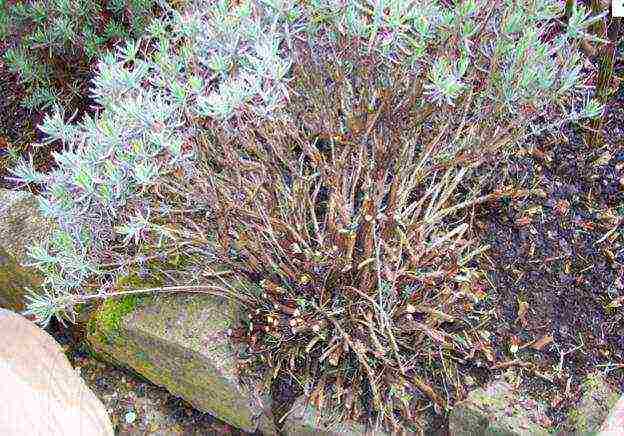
top-left (86, 290), bottom-right (276, 434)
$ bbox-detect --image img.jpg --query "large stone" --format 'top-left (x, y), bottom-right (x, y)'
top-left (0, 188), bottom-right (53, 311)
top-left (86, 293), bottom-right (276, 434)
top-left (281, 396), bottom-right (390, 436)
top-left (0, 308), bottom-right (113, 435)
top-left (565, 372), bottom-right (620, 434)
top-left (448, 379), bottom-right (550, 436)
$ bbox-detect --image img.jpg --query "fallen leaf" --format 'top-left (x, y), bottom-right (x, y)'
top-left (481, 346), bottom-right (495, 362)
top-left (509, 336), bottom-right (521, 355)
top-left (595, 151), bottom-right (612, 166)
top-left (579, 220), bottom-right (595, 231)
top-left (607, 296), bottom-right (624, 308)
top-left (532, 148), bottom-right (546, 160)
top-left (531, 334), bottom-right (554, 351)
top-left (516, 298), bottom-right (529, 326)
top-left (599, 210), bottom-right (618, 224)
top-left (551, 394), bottom-right (564, 409)
top-left (554, 199), bottom-right (570, 216)
top-left (604, 249), bottom-right (616, 263)
top-left (537, 414), bottom-right (553, 428)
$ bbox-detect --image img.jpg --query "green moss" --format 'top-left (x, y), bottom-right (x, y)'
top-left (471, 388), bottom-right (508, 410)
top-left (88, 294), bottom-right (141, 345)
top-left (567, 409), bottom-right (583, 429)
top-left (581, 373), bottom-right (604, 393)
top-left (85, 252), bottom-right (197, 347)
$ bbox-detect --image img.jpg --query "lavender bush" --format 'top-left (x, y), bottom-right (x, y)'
top-left (9, 0), bottom-right (606, 431)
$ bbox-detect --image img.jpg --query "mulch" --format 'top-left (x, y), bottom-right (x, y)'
top-left (472, 58), bottom-right (624, 425)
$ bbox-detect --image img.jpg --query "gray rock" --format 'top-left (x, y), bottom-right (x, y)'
top-left (86, 292), bottom-right (276, 435)
top-left (565, 372), bottom-right (620, 434)
top-left (0, 189), bottom-right (52, 259)
top-left (0, 308), bottom-right (113, 435)
top-left (281, 396), bottom-right (390, 436)
top-left (448, 379), bottom-right (551, 436)
top-left (0, 188), bottom-right (54, 311)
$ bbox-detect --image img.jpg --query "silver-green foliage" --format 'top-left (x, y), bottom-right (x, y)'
top-left (8, 0), bottom-right (606, 325)
top-left (2, 0), bottom-right (160, 111)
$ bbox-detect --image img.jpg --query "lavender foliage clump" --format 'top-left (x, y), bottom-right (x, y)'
top-left (8, 0), bottom-right (604, 326)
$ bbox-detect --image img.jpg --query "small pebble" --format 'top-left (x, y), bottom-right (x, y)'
top-left (125, 410), bottom-right (137, 424)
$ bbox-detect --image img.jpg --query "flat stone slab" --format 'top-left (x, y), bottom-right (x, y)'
top-left (0, 308), bottom-right (113, 435)
top-left (86, 293), bottom-right (275, 434)
top-left (449, 379), bottom-right (551, 435)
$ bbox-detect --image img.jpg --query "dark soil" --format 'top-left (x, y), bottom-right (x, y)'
top-left (472, 66), bottom-right (624, 427)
